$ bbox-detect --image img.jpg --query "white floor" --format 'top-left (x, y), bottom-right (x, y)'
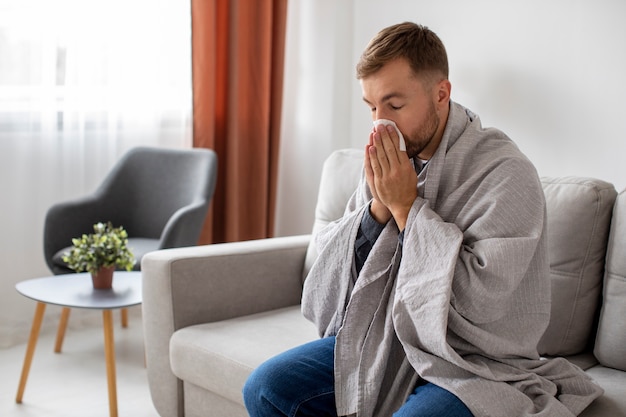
top-left (1, 307), bottom-right (158, 417)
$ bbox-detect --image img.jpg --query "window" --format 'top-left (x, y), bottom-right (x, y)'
top-left (0, 0), bottom-right (192, 292)
top-left (0, 0), bottom-right (191, 149)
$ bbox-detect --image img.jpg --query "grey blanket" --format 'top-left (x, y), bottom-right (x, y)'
top-left (302, 102), bottom-right (603, 416)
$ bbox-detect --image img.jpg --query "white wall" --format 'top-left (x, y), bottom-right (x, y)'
top-left (275, 0), bottom-right (626, 237)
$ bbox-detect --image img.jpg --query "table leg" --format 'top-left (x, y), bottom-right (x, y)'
top-left (102, 310), bottom-right (118, 417)
top-left (120, 308), bottom-right (128, 328)
top-left (16, 302), bottom-right (46, 403)
top-left (54, 307), bottom-right (71, 353)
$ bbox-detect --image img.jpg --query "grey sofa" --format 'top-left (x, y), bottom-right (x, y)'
top-left (142, 148), bottom-right (626, 417)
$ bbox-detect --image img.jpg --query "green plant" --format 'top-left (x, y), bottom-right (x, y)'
top-left (62, 222), bottom-right (135, 274)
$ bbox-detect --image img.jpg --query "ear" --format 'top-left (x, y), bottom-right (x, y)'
top-left (435, 79), bottom-right (451, 105)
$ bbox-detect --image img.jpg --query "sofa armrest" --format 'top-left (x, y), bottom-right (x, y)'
top-left (141, 234), bottom-right (310, 417)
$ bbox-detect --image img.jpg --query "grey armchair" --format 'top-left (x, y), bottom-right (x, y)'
top-left (43, 146), bottom-right (217, 350)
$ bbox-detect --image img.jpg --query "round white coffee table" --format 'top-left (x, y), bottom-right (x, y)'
top-left (15, 271), bottom-right (142, 417)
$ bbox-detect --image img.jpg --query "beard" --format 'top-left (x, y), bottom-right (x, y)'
top-left (405, 100), bottom-right (440, 160)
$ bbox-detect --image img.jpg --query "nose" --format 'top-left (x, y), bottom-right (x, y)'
top-left (374, 110), bottom-right (388, 121)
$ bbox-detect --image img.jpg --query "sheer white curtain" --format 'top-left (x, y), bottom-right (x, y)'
top-left (0, 0), bottom-right (191, 346)
top-left (274, 0), bottom-right (359, 237)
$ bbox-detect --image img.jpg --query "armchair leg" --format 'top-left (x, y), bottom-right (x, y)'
top-left (54, 307), bottom-right (71, 353)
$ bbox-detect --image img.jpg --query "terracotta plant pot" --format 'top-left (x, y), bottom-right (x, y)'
top-left (91, 266), bottom-right (115, 290)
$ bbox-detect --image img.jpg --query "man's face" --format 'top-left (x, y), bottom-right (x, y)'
top-left (361, 58), bottom-right (444, 160)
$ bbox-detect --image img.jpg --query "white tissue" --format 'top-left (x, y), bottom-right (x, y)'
top-left (373, 119), bottom-right (406, 152)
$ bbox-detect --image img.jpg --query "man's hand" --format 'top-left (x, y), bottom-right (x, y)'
top-left (364, 124), bottom-right (417, 230)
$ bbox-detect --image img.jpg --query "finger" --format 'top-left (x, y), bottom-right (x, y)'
top-left (373, 124), bottom-right (399, 166)
top-left (365, 132), bottom-right (376, 176)
top-left (364, 144), bottom-right (379, 199)
top-left (381, 124), bottom-right (401, 164)
top-left (364, 143), bottom-right (374, 179)
top-left (373, 130), bottom-right (390, 173)
top-left (368, 143), bottom-right (383, 178)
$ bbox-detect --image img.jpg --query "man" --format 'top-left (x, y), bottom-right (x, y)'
top-left (243, 22), bottom-right (602, 417)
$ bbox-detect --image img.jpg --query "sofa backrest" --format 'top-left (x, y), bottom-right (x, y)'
top-left (537, 178), bottom-right (617, 356)
top-left (594, 189), bottom-right (626, 371)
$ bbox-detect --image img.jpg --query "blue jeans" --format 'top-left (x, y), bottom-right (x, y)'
top-left (243, 337), bottom-right (474, 417)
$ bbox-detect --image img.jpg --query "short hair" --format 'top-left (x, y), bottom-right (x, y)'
top-left (356, 22), bottom-right (449, 83)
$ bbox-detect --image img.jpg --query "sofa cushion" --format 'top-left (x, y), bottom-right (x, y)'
top-left (170, 306), bottom-right (318, 406)
top-left (579, 365), bottom-right (626, 416)
top-left (594, 190), bottom-right (626, 371)
top-left (303, 149), bottom-right (363, 278)
top-left (538, 177), bottom-right (617, 356)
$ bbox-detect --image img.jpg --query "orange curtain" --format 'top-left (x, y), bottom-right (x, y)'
top-left (191, 0), bottom-right (287, 244)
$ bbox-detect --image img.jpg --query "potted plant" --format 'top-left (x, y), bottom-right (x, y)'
top-left (62, 222), bottom-right (135, 289)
